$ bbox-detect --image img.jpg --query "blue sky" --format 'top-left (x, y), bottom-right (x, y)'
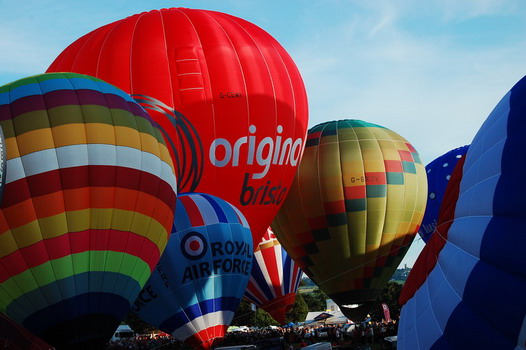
top-left (1, 0), bottom-right (526, 267)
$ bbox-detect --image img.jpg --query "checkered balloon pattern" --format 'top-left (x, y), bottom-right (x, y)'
top-left (272, 119), bottom-right (427, 321)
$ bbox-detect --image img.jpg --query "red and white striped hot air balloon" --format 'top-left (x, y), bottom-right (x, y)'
top-left (245, 228), bottom-right (302, 324)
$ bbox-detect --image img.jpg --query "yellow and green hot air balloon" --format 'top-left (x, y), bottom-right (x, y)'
top-left (272, 119), bottom-right (427, 321)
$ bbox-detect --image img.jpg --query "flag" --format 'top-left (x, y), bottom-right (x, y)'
top-left (381, 303), bottom-right (391, 322)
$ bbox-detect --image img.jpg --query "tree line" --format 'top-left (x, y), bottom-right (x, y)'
top-left (125, 280), bottom-right (403, 332)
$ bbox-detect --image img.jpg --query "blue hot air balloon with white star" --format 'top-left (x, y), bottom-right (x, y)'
top-left (418, 145), bottom-right (469, 242)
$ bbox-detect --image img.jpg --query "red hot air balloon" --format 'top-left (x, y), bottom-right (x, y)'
top-left (47, 7), bottom-right (309, 245)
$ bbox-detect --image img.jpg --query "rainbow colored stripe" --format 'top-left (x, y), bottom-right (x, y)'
top-left (0, 73), bottom-right (177, 346)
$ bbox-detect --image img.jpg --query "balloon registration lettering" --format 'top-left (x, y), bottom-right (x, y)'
top-left (349, 174), bottom-right (380, 184)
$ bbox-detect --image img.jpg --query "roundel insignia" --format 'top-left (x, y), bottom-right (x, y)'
top-left (181, 232), bottom-right (207, 260)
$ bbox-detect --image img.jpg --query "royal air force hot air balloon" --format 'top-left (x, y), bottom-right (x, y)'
top-left (0, 73), bottom-right (177, 349)
top-left (244, 227), bottom-right (302, 325)
top-left (418, 145), bottom-right (469, 243)
top-left (397, 76), bottom-right (526, 349)
top-left (47, 7), bottom-right (309, 245)
top-left (272, 120), bottom-right (427, 321)
top-left (131, 193), bottom-right (252, 350)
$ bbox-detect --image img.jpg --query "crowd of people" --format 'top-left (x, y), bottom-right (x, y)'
top-left (105, 335), bottom-right (184, 350)
top-left (217, 321), bottom-right (398, 348)
top-left (104, 320), bottom-right (399, 350)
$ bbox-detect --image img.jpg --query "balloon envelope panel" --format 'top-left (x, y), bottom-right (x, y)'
top-left (245, 227), bottom-right (302, 324)
top-left (398, 76), bottom-right (526, 349)
top-left (47, 7), bottom-right (309, 245)
top-left (272, 119), bottom-right (427, 321)
top-left (132, 193), bottom-right (252, 350)
top-left (0, 73), bottom-right (177, 349)
top-left (418, 145), bottom-right (468, 243)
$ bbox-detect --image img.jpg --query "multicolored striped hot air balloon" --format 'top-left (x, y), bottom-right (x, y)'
top-left (397, 75), bottom-right (526, 349)
top-left (245, 227), bottom-right (302, 325)
top-left (272, 120), bottom-right (427, 321)
top-left (132, 193), bottom-right (252, 350)
top-left (0, 73), bottom-right (177, 349)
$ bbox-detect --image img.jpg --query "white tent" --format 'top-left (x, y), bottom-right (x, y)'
top-left (304, 311), bottom-right (350, 325)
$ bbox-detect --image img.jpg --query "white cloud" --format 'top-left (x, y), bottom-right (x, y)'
top-left (291, 2), bottom-right (526, 165)
top-left (368, 13), bottom-right (395, 38)
top-left (346, 0), bottom-right (522, 22)
top-left (436, 0), bottom-right (522, 21)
